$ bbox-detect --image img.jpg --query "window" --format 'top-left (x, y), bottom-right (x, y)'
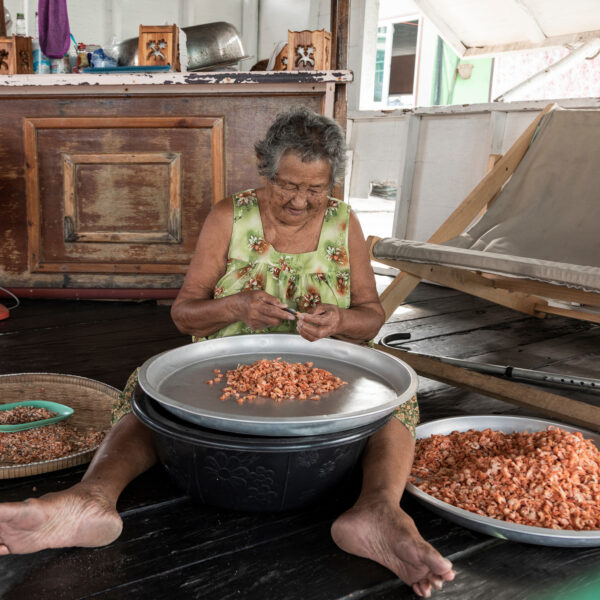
top-left (373, 26), bottom-right (389, 103)
top-left (371, 19), bottom-right (419, 108)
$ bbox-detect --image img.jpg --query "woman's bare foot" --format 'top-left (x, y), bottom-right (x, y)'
top-left (331, 496), bottom-right (455, 598)
top-left (0, 482), bottom-right (123, 555)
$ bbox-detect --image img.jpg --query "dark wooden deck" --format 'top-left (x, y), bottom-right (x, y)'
top-left (1, 282), bottom-right (599, 599)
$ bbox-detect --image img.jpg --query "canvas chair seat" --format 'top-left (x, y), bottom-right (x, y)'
top-left (372, 239), bottom-right (600, 293)
top-left (370, 105), bottom-right (600, 322)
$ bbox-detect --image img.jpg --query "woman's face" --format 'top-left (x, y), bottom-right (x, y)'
top-left (266, 151), bottom-right (331, 226)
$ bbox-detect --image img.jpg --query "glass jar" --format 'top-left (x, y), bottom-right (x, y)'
top-left (50, 55), bottom-right (70, 74)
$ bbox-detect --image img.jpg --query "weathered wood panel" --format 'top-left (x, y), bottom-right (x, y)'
top-left (0, 92), bottom-right (325, 289)
top-left (26, 116), bottom-right (222, 274)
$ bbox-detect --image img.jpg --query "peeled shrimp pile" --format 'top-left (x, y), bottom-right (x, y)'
top-left (206, 357), bottom-right (346, 404)
top-left (0, 424), bottom-right (107, 465)
top-left (410, 426), bottom-right (600, 530)
top-left (0, 406), bottom-right (56, 425)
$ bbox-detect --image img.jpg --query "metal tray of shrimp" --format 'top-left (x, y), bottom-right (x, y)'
top-left (406, 416), bottom-right (600, 547)
top-left (138, 334), bottom-right (417, 437)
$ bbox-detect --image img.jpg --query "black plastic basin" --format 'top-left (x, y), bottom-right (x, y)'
top-left (132, 385), bottom-right (392, 512)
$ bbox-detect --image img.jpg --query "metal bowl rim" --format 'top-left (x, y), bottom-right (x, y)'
top-left (138, 334), bottom-right (418, 426)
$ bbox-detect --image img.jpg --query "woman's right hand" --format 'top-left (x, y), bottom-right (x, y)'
top-left (236, 291), bottom-right (295, 331)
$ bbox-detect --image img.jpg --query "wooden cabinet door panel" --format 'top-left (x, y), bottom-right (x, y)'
top-left (2, 91), bottom-right (328, 288)
top-left (25, 116), bottom-right (224, 274)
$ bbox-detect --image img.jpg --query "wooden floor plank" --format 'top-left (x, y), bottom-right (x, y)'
top-left (376, 279), bottom-right (464, 303)
top-left (473, 327), bottom-right (600, 369)
top-left (1, 290), bottom-right (597, 600)
top-left (0, 317), bottom-right (188, 389)
top-left (0, 300), bottom-right (169, 334)
top-left (386, 316), bottom-right (594, 360)
top-left (378, 305), bottom-right (529, 343)
top-left (15, 498), bottom-right (482, 600)
top-left (365, 540), bottom-right (600, 600)
top-left (0, 465), bottom-right (183, 511)
top-left (384, 294), bottom-right (495, 324)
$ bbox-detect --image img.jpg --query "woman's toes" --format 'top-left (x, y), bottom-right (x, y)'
top-left (415, 579), bottom-right (432, 598)
top-left (412, 581), bottom-right (425, 597)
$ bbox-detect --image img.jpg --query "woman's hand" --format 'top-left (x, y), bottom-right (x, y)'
top-left (296, 303), bottom-right (343, 342)
top-left (236, 290), bottom-right (295, 331)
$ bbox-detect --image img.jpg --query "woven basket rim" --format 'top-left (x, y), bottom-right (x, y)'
top-left (0, 372), bottom-right (117, 478)
top-left (0, 446), bottom-right (99, 471)
top-left (0, 372), bottom-right (120, 398)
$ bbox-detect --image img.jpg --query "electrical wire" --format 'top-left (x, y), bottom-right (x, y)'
top-left (0, 286), bottom-right (20, 311)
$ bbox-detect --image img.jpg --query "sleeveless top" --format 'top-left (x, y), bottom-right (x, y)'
top-left (207, 189), bottom-right (352, 339)
top-left (112, 190), bottom-right (419, 435)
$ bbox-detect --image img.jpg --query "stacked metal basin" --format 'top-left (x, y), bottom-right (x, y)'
top-left (134, 335), bottom-right (417, 511)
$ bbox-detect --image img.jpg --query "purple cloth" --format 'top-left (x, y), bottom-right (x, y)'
top-left (38, 0), bottom-right (71, 58)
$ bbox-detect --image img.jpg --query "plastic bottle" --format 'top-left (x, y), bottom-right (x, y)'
top-left (32, 12), bottom-right (51, 74)
top-left (15, 13), bottom-right (26, 36)
top-left (50, 55), bottom-right (70, 74)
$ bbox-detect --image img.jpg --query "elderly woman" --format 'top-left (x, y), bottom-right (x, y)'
top-left (0, 108), bottom-right (453, 598)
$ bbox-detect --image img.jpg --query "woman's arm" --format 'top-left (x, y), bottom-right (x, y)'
top-left (297, 209), bottom-right (385, 343)
top-left (171, 199), bottom-right (293, 338)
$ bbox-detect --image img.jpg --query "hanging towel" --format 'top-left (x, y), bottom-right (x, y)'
top-left (38, 0), bottom-right (71, 58)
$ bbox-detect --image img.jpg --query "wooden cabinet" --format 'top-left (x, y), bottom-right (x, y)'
top-left (24, 115), bottom-right (224, 275)
top-left (0, 73), bottom-right (350, 295)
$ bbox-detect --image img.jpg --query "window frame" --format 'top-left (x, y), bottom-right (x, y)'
top-left (365, 13), bottom-right (423, 111)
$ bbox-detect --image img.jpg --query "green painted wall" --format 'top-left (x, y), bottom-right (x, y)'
top-left (431, 39), bottom-right (493, 106)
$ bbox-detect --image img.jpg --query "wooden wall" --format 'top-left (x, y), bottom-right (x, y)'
top-left (0, 92), bottom-right (324, 290)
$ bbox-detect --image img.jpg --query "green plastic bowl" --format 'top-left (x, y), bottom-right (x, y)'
top-left (0, 400), bottom-right (74, 432)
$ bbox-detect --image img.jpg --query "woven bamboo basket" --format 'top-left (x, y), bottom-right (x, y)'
top-left (0, 373), bottom-right (118, 479)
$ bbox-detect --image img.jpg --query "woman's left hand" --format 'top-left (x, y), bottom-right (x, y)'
top-left (296, 303), bottom-right (343, 342)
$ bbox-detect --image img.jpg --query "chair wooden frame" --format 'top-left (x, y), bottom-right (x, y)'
top-left (368, 104), bottom-right (600, 324)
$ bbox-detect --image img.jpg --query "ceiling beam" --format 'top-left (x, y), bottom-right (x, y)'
top-left (464, 29), bottom-right (600, 57)
top-left (512, 0), bottom-right (547, 43)
top-left (412, 0), bottom-right (468, 57)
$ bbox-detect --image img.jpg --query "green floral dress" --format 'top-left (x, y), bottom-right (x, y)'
top-left (112, 190), bottom-right (419, 435)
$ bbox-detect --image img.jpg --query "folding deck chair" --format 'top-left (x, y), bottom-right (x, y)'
top-left (368, 104), bottom-right (600, 324)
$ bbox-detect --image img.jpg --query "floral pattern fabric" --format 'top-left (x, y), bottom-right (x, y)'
top-left (207, 189), bottom-right (351, 339)
top-left (111, 190), bottom-right (419, 436)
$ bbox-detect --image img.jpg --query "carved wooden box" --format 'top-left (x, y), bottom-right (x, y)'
top-left (138, 25), bottom-right (180, 71)
top-left (0, 35), bottom-right (33, 74)
top-left (273, 44), bottom-right (288, 71)
top-left (287, 30), bottom-right (331, 71)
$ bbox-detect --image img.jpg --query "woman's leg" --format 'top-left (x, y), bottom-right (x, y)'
top-left (0, 413), bottom-right (157, 554)
top-left (330, 418), bottom-right (455, 598)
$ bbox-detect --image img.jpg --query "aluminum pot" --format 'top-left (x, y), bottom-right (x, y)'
top-left (132, 385), bottom-right (391, 512)
top-left (115, 21), bottom-right (247, 70)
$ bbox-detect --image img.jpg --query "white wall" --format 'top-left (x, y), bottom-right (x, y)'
top-left (4, 0), bottom-right (240, 44)
top-left (258, 0), bottom-right (309, 63)
top-left (347, 0), bottom-right (379, 112)
top-left (4, 0), bottom-right (328, 68)
top-left (348, 99), bottom-right (600, 241)
top-left (379, 0), bottom-right (419, 21)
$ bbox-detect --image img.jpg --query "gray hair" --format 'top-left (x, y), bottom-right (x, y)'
top-left (255, 106), bottom-right (346, 191)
